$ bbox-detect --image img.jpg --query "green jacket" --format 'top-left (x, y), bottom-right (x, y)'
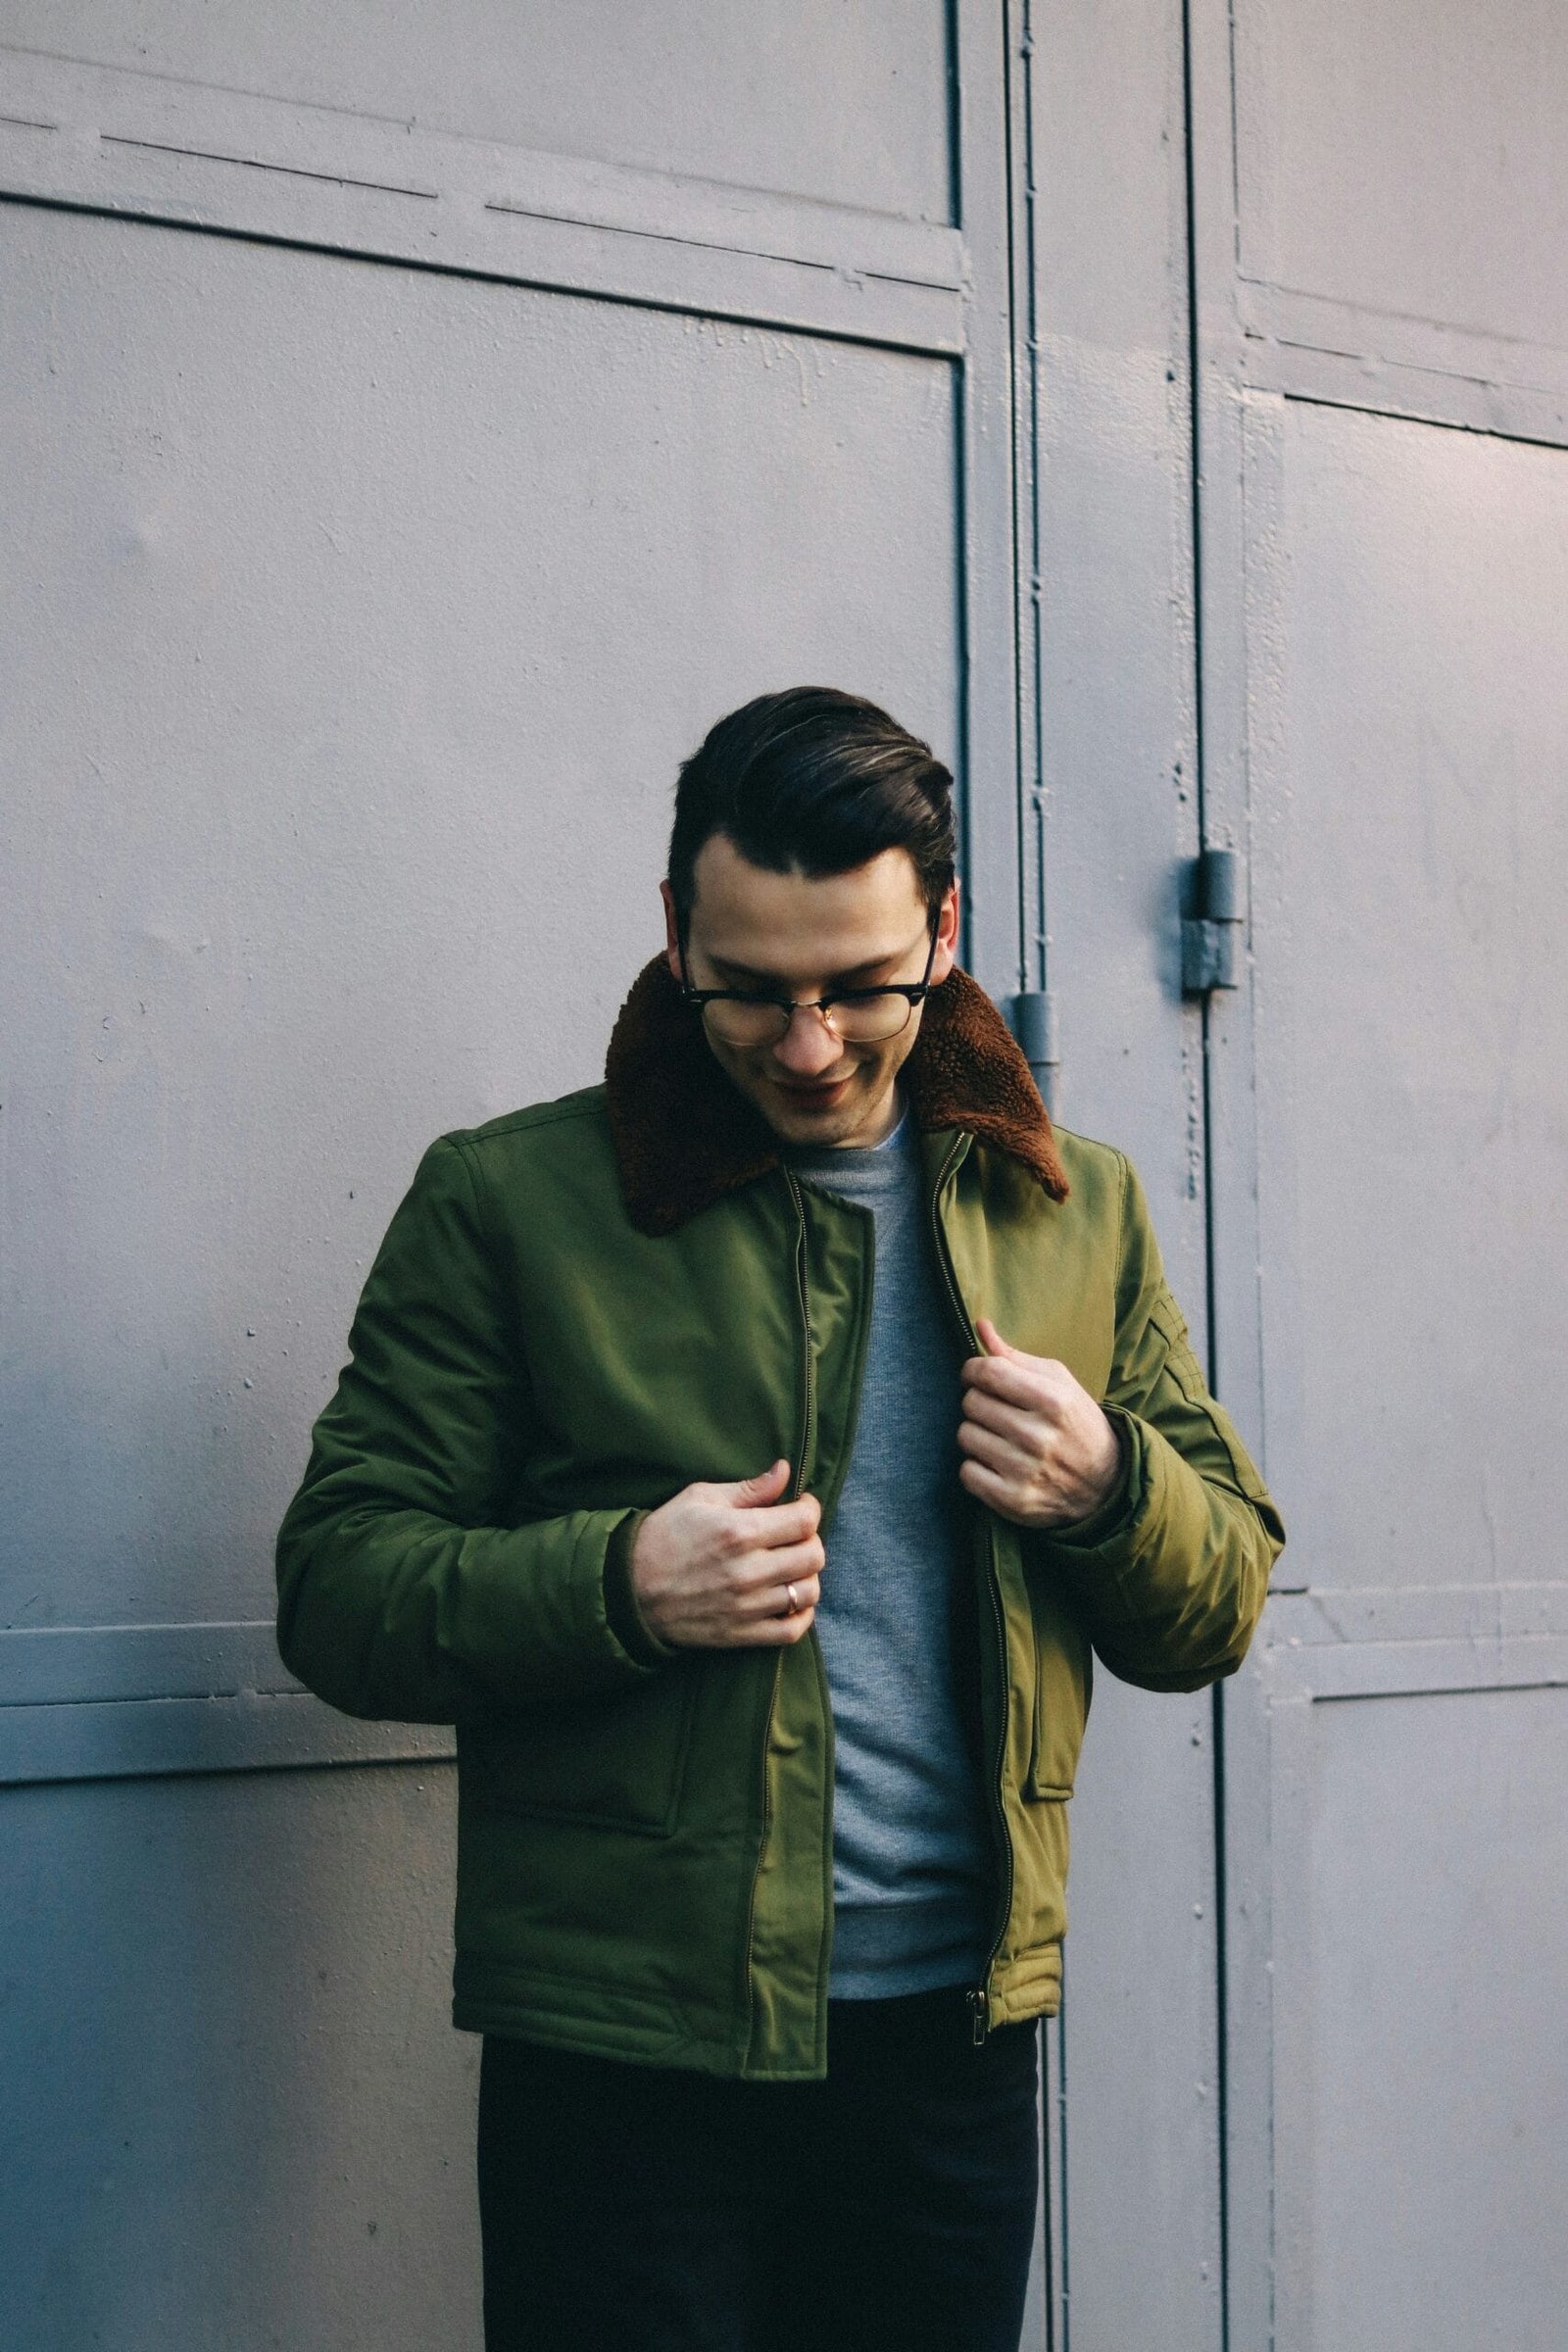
top-left (275, 956), bottom-right (1285, 2078)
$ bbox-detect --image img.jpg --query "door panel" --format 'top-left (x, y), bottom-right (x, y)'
top-left (1309, 1686), bottom-right (1568, 2346)
top-left (0, 1762), bottom-right (476, 2352)
top-left (1255, 403), bottom-right (1568, 1598)
top-left (2, 1), bottom-right (955, 220)
top-left (1237, 0), bottom-right (1568, 350)
top-left (1188, 1), bottom-right (1568, 2338)
top-left (0, 202), bottom-right (959, 1638)
top-left (1228, 393), bottom-right (1568, 2352)
top-left (1, 9), bottom-right (1021, 2343)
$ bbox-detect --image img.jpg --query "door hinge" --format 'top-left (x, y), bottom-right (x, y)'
top-left (1181, 848), bottom-right (1246, 995)
top-left (1005, 989), bottom-right (1060, 1112)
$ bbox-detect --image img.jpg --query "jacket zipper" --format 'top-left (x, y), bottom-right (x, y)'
top-left (740, 1170), bottom-right (819, 2059)
top-left (927, 1135), bottom-right (1015, 2048)
top-left (781, 1168), bottom-right (818, 1503)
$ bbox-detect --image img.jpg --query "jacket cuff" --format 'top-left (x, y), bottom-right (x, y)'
top-left (602, 1508), bottom-right (679, 1667)
top-left (1047, 1406), bottom-right (1142, 1551)
top-left (1030, 1407), bottom-right (1165, 1623)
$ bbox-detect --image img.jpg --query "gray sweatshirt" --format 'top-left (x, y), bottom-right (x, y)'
top-left (784, 1097), bottom-right (993, 1997)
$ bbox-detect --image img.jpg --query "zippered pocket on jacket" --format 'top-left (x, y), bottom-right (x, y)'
top-left (1023, 1573), bottom-right (1092, 1801)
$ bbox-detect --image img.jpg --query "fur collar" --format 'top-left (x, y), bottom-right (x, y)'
top-left (604, 953), bottom-right (1068, 1237)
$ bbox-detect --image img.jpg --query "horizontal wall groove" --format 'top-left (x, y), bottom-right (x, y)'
top-left (1256, 1588), bottom-right (1568, 1700)
top-left (0, 1692), bottom-right (456, 1787)
top-left (1232, 278), bottom-right (1568, 449)
top-left (0, 46), bottom-right (968, 354)
top-left (1262, 1582), bottom-right (1568, 1647)
top-left (0, 1622), bottom-right (455, 1782)
top-left (99, 129), bottom-right (442, 200)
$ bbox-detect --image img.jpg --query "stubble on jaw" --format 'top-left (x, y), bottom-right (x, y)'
top-left (714, 1048), bottom-right (908, 1152)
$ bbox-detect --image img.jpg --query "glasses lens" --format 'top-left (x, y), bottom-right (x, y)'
top-left (829, 995), bottom-right (914, 1043)
top-left (703, 999), bottom-right (791, 1046)
top-left (702, 994), bottom-right (914, 1046)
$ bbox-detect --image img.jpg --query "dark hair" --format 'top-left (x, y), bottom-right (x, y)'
top-left (666, 686), bottom-right (956, 935)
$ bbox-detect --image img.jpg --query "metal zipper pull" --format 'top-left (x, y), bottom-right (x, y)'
top-left (968, 1987), bottom-right (989, 2047)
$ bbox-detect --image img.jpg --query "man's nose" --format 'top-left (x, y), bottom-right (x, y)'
top-left (771, 1004), bottom-right (845, 1077)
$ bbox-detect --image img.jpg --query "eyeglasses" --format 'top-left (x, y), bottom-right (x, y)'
top-left (676, 915), bottom-right (941, 1048)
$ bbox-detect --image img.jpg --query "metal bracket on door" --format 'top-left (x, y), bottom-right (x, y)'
top-left (1005, 989), bottom-right (1060, 1113)
top-left (1181, 848), bottom-right (1246, 995)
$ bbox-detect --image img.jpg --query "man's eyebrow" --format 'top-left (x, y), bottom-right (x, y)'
top-left (709, 950), bottom-right (906, 987)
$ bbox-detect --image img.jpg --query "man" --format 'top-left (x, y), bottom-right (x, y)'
top-left (275, 686), bottom-right (1285, 2352)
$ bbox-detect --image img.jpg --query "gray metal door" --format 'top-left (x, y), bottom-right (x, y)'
top-left (1186, 2), bottom-right (1568, 2345)
top-left (1012, 3), bottom-right (1236, 2345)
top-left (0, 9), bottom-right (1032, 2345)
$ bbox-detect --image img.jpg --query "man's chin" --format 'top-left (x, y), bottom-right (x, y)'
top-left (771, 1077), bottom-right (851, 1115)
top-left (759, 1073), bottom-right (888, 1147)
top-left (713, 1050), bottom-right (895, 1146)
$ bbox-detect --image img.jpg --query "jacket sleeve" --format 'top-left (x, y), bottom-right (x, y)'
top-left (274, 1134), bottom-right (668, 1725)
top-left (1032, 1151), bottom-right (1286, 1693)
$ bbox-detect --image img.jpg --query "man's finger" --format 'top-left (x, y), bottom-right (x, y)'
top-left (729, 1603), bottom-right (817, 1648)
top-left (734, 1494), bottom-right (822, 1548)
top-left (958, 1418), bottom-right (1033, 1477)
top-left (961, 1350), bottom-right (1050, 1408)
top-left (738, 1561), bottom-right (823, 1620)
top-left (956, 1454), bottom-right (1014, 1510)
top-left (729, 1459), bottom-right (792, 1505)
top-left (959, 1386), bottom-right (1039, 1446)
top-left (734, 1534), bottom-right (825, 1594)
top-left (974, 1314), bottom-right (1021, 1358)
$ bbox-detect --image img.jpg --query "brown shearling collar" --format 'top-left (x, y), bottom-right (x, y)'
top-left (604, 953), bottom-right (1069, 1237)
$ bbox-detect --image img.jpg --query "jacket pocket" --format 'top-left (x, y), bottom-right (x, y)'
top-left (466, 1655), bottom-right (705, 1838)
top-left (1024, 1573), bottom-right (1092, 1801)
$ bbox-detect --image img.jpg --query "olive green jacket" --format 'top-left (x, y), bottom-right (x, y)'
top-left (274, 956), bottom-right (1285, 2078)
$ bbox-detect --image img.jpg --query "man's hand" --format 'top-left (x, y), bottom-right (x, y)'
top-left (630, 1459), bottom-right (825, 1648)
top-left (957, 1317), bottom-right (1124, 1530)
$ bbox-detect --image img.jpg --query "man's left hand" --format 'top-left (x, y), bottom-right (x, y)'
top-left (956, 1316), bottom-right (1124, 1530)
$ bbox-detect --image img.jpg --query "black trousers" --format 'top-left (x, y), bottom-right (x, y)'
top-left (476, 1985), bottom-right (1040, 2352)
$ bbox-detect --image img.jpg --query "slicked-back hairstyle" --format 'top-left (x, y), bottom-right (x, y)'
top-left (666, 686), bottom-right (957, 937)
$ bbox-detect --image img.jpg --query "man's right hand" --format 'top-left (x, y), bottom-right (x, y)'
top-left (629, 1459), bottom-right (825, 1648)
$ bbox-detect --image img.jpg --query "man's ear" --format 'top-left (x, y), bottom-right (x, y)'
top-left (930, 877), bottom-right (961, 986)
top-left (660, 879), bottom-right (682, 983)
